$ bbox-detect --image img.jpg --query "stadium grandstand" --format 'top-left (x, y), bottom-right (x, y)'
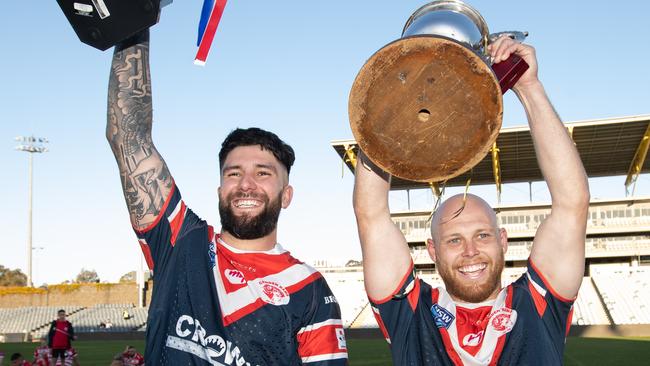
top-left (0, 303), bottom-right (148, 342)
top-left (328, 114), bottom-right (650, 334)
top-left (2, 115), bottom-right (650, 343)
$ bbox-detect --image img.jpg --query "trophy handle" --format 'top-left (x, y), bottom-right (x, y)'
top-left (489, 31), bottom-right (528, 43)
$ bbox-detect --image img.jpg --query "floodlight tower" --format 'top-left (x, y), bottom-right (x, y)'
top-left (15, 135), bottom-right (49, 287)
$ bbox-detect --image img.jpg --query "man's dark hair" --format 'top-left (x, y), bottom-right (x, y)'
top-left (10, 353), bottom-right (22, 361)
top-left (58, 309), bottom-right (65, 314)
top-left (219, 128), bottom-right (295, 175)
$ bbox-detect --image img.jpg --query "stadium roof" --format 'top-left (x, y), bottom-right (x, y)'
top-left (331, 114), bottom-right (650, 191)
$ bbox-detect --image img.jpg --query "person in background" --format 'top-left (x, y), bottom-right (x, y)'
top-left (32, 339), bottom-right (51, 366)
top-left (120, 346), bottom-right (144, 366)
top-left (53, 348), bottom-right (78, 366)
top-left (47, 310), bottom-right (75, 365)
top-left (10, 353), bottom-right (32, 366)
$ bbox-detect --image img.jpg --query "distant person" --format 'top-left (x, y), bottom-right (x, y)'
top-left (10, 352), bottom-right (32, 366)
top-left (122, 309), bottom-right (131, 320)
top-left (120, 346), bottom-right (144, 366)
top-left (353, 37), bottom-right (589, 364)
top-left (53, 348), bottom-right (78, 366)
top-left (105, 29), bottom-right (347, 364)
top-left (47, 310), bottom-right (75, 365)
top-left (32, 339), bottom-right (51, 366)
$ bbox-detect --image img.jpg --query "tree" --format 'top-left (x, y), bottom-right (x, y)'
top-left (120, 271), bottom-right (136, 283)
top-left (0, 265), bottom-right (27, 286)
top-left (75, 268), bottom-right (100, 283)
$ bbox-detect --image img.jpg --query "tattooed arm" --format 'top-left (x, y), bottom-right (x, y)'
top-left (106, 30), bottom-right (173, 230)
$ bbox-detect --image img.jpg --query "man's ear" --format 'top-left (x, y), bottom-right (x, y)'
top-left (282, 185), bottom-right (294, 208)
top-left (426, 238), bottom-right (437, 262)
top-left (499, 227), bottom-right (508, 254)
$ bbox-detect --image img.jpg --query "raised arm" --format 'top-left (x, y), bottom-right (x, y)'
top-left (490, 38), bottom-right (589, 299)
top-left (353, 151), bottom-right (413, 300)
top-left (106, 30), bottom-right (173, 230)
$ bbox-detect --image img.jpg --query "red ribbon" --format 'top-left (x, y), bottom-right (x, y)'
top-left (194, 0), bottom-right (228, 65)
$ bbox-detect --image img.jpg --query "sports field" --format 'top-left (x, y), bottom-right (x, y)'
top-left (1, 337), bottom-right (649, 365)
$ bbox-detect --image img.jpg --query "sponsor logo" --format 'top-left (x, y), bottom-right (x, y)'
top-left (488, 307), bottom-right (517, 334)
top-left (170, 315), bottom-right (259, 366)
top-left (462, 330), bottom-right (484, 347)
top-left (225, 269), bottom-right (246, 285)
top-left (335, 328), bottom-right (347, 350)
top-left (431, 304), bottom-right (455, 329)
top-left (230, 260), bottom-right (257, 273)
top-left (257, 280), bottom-right (290, 306)
top-left (324, 295), bottom-right (338, 304)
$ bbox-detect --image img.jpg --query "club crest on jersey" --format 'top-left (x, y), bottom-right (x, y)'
top-left (257, 280), bottom-right (290, 306)
top-left (431, 303), bottom-right (455, 329)
top-left (489, 307), bottom-right (517, 334)
top-left (224, 269), bottom-right (246, 285)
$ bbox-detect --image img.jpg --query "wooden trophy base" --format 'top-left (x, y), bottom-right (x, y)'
top-left (349, 36), bottom-right (503, 182)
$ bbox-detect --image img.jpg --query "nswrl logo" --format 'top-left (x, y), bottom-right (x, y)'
top-left (431, 304), bottom-right (455, 329)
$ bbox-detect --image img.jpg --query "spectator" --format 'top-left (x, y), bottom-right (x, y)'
top-left (122, 309), bottom-right (131, 320)
top-left (47, 309), bottom-right (75, 365)
top-left (10, 352), bottom-right (32, 366)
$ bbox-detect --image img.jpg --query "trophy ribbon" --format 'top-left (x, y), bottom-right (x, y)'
top-left (195, 0), bottom-right (229, 65)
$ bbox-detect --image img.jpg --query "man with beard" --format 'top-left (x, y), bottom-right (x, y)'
top-left (106, 30), bottom-right (347, 365)
top-left (353, 37), bottom-right (589, 365)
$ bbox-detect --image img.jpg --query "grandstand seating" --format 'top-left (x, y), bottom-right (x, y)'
top-left (2, 265), bottom-right (649, 336)
top-left (0, 304), bottom-right (147, 341)
top-left (592, 266), bottom-right (650, 325)
top-left (572, 278), bottom-right (610, 325)
top-left (0, 306), bottom-right (83, 338)
top-left (322, 271), bottom-right (368, 328)
top-left (394, 202), bottom-right (650, 245)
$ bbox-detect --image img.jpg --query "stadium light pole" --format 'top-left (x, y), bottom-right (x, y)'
top-left (15, 135), bottom-right (49, 287)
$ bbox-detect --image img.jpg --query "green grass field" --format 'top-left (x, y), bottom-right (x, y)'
top-left (1, 337), bottom-right (649, 365)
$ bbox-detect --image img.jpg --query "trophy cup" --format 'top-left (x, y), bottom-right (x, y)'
top-left (56, 0), bottom-right (172, 51)
top-left (349, 0), bottom-right (528, 182)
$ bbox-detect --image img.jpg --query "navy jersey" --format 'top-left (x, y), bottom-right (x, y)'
top-left (136, 183), bottom-right (348, 365)
top-left (370, 261), bottom-right (574, 365)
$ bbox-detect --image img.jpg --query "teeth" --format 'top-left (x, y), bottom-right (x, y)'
top-left (235, 199), bottom-right (260, 208)
top-left (459, 263), bottom-right (487, 273)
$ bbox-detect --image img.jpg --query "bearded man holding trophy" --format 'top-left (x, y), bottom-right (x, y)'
top-left (351, 1), bottom-right (589, 364)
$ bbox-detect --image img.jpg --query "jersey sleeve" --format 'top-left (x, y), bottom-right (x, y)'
top-left (368, 262), bottom-right (422, 345)
top-left (518, 259), bottom-right (575, 346)
top-left (133, 182), bottom-right (204, 274)
top-left (296, 277), bottom-right (348, 365)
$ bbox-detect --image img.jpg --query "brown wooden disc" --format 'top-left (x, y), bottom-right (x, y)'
top-left (349, 36), bottom-right (503, 182)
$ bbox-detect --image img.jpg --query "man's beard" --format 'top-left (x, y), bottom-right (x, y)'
top-left (219, 191), bottom-right (282, 240)
top-left (437, 251), bottom-right (504, 303)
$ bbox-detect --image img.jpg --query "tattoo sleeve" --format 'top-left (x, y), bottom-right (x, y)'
top-left (106, 30), bottom-right (173, 230)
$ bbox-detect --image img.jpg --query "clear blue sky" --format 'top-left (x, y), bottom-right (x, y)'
top-left (2, 1), bottom-right (649, 285)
